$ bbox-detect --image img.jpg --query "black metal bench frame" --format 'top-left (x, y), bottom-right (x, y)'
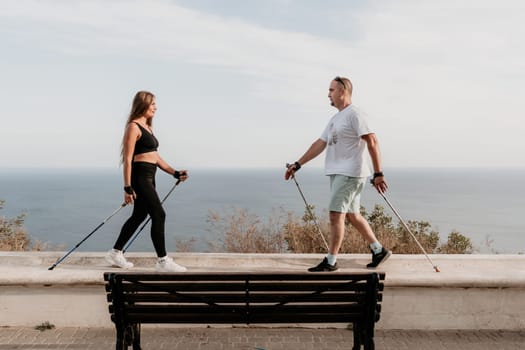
top-left (104, 271), bottom-right (385, 350)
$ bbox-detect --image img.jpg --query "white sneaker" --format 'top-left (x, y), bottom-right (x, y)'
top-left (105, 249), bottom-right (133, 269)
top-left (156, 256), bottom-right (187, 272)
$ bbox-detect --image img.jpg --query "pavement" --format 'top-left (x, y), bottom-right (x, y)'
top-left (1, 327), bottom-right (524, 349)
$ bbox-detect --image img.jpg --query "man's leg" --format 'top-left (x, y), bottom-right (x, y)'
top-left (329, 211), bottom-right (346, 254)
top-left (308, 210), bottom-right (345, 272)
top-left (309, 175), bottom-right (358, 272)
top-left (345, 212), bottom-right (376, 244)
top-left (346, 212), bottom-right (391, 268)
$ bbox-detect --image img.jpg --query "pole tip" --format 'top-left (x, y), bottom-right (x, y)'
top-left (434, 266), bottom-right (441, 273)
top-left (48, 266), bottom-right (54, 271)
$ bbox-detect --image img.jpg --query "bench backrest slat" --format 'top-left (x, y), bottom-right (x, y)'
top-left (116, 281), bottom-right (370, 292)
top-left (120, 293), bottom-right (367, 304)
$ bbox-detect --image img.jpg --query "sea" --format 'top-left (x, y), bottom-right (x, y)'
top-left (0, 168), bottom-right (523, 254)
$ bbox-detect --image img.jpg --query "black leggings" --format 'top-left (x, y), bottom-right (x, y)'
top-left (113, 162), bottom-right (167, 257)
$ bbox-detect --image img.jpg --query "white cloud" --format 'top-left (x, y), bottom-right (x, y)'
top-left (1, 0), bottom-right (524, 168)
top-left (1, 0), bottom-right (348, 107)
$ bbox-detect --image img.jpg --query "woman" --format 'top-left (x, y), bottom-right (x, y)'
top-left (106, 91), bottom-right (188, 272)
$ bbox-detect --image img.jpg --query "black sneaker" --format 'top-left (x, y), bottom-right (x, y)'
top-left (366, 248), bottom-right (392, 268)
top-left (308, 257), bottom-right (338, 272)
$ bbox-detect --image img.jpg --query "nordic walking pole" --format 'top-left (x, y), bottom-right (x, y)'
top-left (48, 203), bottom-right (127, 270)
top-left (286, 164), bottom-right (329, 251)
top-left (123, 179), bottom-right (181, 252)
top-left (372, 181), bottom-right (440, 273)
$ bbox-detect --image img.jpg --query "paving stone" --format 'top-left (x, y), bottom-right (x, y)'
top-left (1, 327), bottom-right (524, 350)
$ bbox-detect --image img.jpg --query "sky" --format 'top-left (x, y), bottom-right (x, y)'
top-left (1, 0), bottom-right (524, 170)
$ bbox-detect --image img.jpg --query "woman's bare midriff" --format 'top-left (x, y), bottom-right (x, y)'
top-left (133, 151), bottom-right (159, 164)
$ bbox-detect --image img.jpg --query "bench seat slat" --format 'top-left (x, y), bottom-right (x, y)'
top-left (104, 272), bottom-right (385, 282)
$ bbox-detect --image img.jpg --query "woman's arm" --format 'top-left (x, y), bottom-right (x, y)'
top-left (157, 156), bottom-right (189, 182)
top-left (122, 123), bottom-right (140, 203)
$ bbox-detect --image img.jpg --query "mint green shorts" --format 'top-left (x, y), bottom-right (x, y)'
top-left (328, 175), bottom-right (366, 213)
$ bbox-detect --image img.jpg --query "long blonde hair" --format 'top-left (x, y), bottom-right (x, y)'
top-left (120, 91), bottom-right (155, 163)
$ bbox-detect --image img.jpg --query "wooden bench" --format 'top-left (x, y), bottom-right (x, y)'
top-left (104, 271), bottom-right (385, 350)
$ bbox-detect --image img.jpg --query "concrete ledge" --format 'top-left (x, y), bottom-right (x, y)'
top-left (1, 252), bottom-right (524, 330)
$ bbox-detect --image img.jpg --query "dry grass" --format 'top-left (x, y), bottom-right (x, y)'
top-left (207, 207), bottom-right (288, 253)
top-left (1, 197), bottom-right (473, 254)
top-left (207, 204), bottom-right (473, 254)
top-left (0, 199), bottom-right (30, 251)
top-left (174, 237), bottom-right (197, 253)
top-left (0, 200), bottom-right (56, 251)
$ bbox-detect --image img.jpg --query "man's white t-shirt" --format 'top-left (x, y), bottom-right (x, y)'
top-left (320, 104), bottom-right (373, 178)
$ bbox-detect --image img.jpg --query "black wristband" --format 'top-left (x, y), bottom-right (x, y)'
top-left (373, 172), bottom-right (384, 179)
top-left (124, 186), bottom-right (134, 195)
top-left (294, 161), bottom-right (301, 171)
top-left (174, 171), bottom-right (187, 179)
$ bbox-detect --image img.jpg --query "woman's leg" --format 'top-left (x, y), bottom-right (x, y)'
top-left (127, 162), bottom-right (167, 257)
top-left (139, 184), bottom-right (167, 257)
top-left (112, 199), bottom-right (148, 250)
top-left (112, 162), bottom-right (151, 250)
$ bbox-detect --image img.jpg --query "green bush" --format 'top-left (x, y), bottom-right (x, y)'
top-left (438, 231), bottom-right (473, 254)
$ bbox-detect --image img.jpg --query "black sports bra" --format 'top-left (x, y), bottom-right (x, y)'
top-left (133, 122), bottom-right (159, 155)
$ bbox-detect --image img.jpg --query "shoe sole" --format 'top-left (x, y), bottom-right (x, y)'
top-left (105, 256), bottom-right (133, 269)
top-left (367, 251), bottom-right (392, 269)
top-left (308, 265), bottom-right (338, 272)
top-left (156, 265), bottom-right (187, 273)
top-left (308, 268), bottom-right (338, 272)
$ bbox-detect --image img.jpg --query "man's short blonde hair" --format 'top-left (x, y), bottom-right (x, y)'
top-left (333, 76), bottom-right (353, 96)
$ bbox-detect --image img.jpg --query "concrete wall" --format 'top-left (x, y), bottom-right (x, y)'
top-left (1, 285), bottom-right (110, 327)
top-left (381, 287), bottom-right (525, 329)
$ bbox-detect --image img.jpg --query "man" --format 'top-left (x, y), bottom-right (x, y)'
top-left (285, 76), bottom-right (391, 272)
